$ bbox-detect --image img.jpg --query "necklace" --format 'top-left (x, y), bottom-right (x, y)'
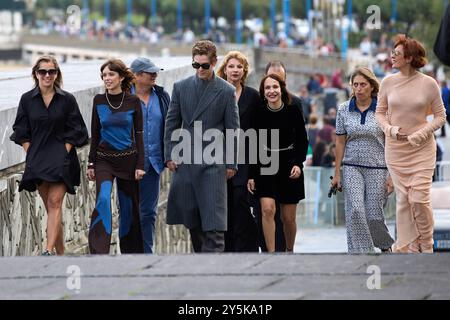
top-left (267, 102), bottom-right (284, 112)
top-left (106, 91), bottom-right (125, 110)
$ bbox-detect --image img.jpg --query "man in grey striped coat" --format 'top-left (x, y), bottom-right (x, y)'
top-left (164, 40), bottom-right (240, 252)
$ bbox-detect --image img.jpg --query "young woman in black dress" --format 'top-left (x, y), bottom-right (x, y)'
top-left (248, 74), bottom-right (308, 252)
top-left (10, 55), bottom-right (89, 256)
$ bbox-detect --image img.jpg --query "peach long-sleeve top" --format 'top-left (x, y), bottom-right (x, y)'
top-left (375, 71), bottom-right (446, 251)
top-left (375, 71), bottom-right (446, 148)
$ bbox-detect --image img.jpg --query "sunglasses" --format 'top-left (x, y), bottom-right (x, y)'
top-left (37, 69), bottom-right (58, 76)
top-left (192, 62), bottom-right (211, 70)
top-left (391, 50), bottom-right (403, 57)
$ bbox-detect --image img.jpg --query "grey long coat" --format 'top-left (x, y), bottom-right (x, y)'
top-left (164, 75), bottom-right (240, 231)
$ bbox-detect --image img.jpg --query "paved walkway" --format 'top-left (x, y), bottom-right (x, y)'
top-left (0, 253), bottom-right (449, 300)
top-left (294, 222), bottom-right (396, 253)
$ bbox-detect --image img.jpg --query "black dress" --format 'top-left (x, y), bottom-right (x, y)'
top-left (10, 87), bottom-right (89, 194)
top-left (250, 100), bottom-right (309, 204)
top-left (225, 86), bottom-right (261, 252)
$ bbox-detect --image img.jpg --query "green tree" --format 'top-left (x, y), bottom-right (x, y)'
top-left (349, 0), bottom-right (444, 51)
top-left (32, 0), bottom-right (447, 49)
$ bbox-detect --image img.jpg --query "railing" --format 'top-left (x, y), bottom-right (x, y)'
top-left (0, 146), bottom-right (191, 257)
top-left (299, 166), bottom-right (396, 227)
top-left (434, 161), bottom-right (450, 182)
top-left (255, 47), bottom-right (349, 76)
top-left (2, 161), bottom-right (401, 255)
top-left (20, 33), bottom-right (251, 60)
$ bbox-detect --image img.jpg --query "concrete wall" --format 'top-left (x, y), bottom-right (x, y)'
top-left (0, 57), bottom-right (193, 171)
top-left (251, 47), bottom-right (349, 93)
top-left (0, 58), bottom-right (195, 256)
top-left (0, 146), bottom-right (191, 256)
top-left (20, 34), bottom-right (250, 61)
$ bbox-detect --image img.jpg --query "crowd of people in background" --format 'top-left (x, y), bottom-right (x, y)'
top-left (34, 16), bottom-right (399, 59)
top-left (9, 30), bottom-right (449, 255)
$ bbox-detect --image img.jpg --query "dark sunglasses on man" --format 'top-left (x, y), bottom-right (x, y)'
top-left (37, 69), bottom-right (58, 76)
top-left (192, 62), bottom-right (211, 70)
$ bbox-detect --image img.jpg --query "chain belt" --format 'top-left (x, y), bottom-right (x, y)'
top-left (263, 144), bottom-right (294, 152)
top-left (97, 148), bottom-right (137, 158)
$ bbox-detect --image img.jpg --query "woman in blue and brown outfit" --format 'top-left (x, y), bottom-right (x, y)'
top-left (11, 55), bottom-right (89, 256)
top-left (87, 59), bottom-right (145, 254)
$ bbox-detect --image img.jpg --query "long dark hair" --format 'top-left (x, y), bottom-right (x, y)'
top-left (259, 73), bottom-right (292, 106)
top-left (100, 59), bottom-right (135, 93)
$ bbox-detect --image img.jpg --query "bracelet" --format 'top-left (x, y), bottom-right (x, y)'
top-left (87, 162), bottom-right (94, 169)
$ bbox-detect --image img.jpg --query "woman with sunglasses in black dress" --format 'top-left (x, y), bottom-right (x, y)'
top-left (10, 55), bottom-right (89, 256)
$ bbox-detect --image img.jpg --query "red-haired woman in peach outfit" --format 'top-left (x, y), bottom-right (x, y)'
top-left (375, 35), bottom-right (446, 253)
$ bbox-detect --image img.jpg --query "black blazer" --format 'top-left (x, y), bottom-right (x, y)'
top-left (434, 5), bottom-right (450, 66)
top-left (231, 86), bottom-right (261, 187)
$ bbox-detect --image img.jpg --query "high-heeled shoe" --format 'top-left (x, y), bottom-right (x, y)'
top-left (41, 250), bottom-right (55, 256)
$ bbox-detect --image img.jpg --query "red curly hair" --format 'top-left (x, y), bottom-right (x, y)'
top-left (394, 34), bottom-right (427, 69)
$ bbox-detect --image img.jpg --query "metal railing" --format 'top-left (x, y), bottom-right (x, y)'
top-left (434, 161), bottom-right (450, 182)
top-left (299, 166), bottom-right (396, 227)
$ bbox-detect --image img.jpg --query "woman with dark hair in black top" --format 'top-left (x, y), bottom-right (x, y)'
top-left (248, 74), bottom-right (308, 253)
top-left (87, 59), bottom-right (145, 254)
top-left (10, 55), bottom-right (89, 256)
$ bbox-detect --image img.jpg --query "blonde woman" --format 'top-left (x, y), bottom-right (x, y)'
top-left (217, 51), bottom-right (260, 252)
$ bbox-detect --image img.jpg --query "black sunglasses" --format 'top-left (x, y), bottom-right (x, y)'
top-left (192, 62), bottom-right (211, 70)
top-left (37, 69), bottom-right (58, 76)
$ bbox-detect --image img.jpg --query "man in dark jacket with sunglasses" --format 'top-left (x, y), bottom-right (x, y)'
top-left (164, 40), bottom-right (240, 252)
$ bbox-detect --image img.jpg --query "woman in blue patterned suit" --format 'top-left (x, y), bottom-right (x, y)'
top-left (331, 67), bottom-right (394, 253)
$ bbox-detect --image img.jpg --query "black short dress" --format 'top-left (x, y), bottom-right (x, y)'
top-left (10, 87), bottom-right (89, 194)
top-left (249, 101), bottom-right (309, 204)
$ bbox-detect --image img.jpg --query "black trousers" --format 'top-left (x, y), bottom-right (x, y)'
top-left (224, 184), bottom-right (259, 252)
top-left (190, 227), bottom-right (225, 253)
